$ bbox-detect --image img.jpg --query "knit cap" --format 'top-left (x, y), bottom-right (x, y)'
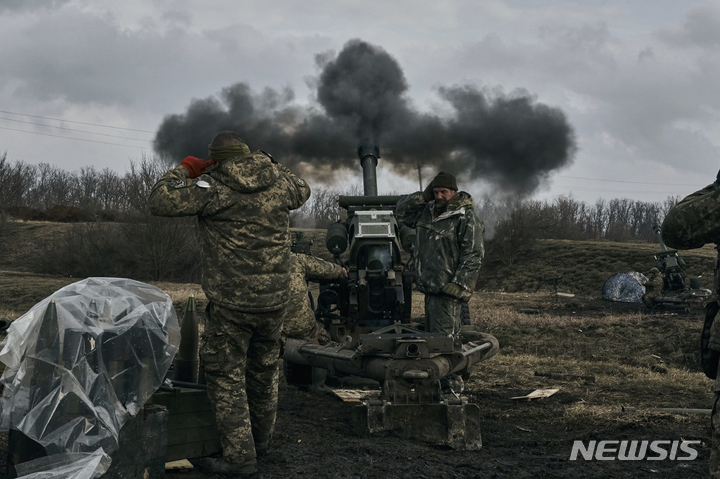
top-left (432, 171), bottom-right (457, 191)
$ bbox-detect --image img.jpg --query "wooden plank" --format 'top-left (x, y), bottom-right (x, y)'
top-left (333, 389), bottom-right (377, 403)
top-left (511, 388), bottom-right (559, 401)
top-left (165, 459), bottom-right (194, 471)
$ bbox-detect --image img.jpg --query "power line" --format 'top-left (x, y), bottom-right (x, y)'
top-left (0, 116), bottom-right (153, 143)
top-left (556, 174), bottom-right (701, 187)
top-left (550, 183), bottom-right (688, 197)
top-left (0, 125), bottom-right (150, 149)
top-left (0, 109), bottom-right (155, 134)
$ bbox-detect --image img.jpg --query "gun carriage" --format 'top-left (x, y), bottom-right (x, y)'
top-left (282, 142), bottom-right (498, 449)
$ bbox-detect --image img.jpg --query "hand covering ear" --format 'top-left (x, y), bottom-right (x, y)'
top-left (422, 181), bottom-right (435, 202)
top-left (181, 156), bottom-right (216, 179)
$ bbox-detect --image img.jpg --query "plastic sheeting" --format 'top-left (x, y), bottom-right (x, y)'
top-left (601, 272), bottom-right (649, 303)
top-left (15, 450), bottom-right (111, 479)
top-left (0, 278), bottom-right (180, 477)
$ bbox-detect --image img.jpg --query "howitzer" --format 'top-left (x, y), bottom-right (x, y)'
top-left (652, 224), bottom-right (687, 292)
top-left (283, 142), bottom-right (498, 450)
top-left (646, 224), bottom-right (710, 310)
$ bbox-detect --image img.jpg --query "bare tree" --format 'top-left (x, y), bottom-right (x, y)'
top-left (0, 156), bottom-right (36, 208)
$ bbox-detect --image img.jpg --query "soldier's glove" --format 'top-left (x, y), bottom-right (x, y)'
top-left (422, 181), bottom-right (435, 202)
top-left (441, 282), bottom-right (464, 299)
top-left (181, 156), bottom-right (216, 179)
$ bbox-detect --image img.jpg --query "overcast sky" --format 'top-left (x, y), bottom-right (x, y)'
top-left (1, 0), bottom-right (718, 204)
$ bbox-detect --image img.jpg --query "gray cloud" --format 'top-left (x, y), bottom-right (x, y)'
top-left (656, 2), bottom-right (720, 48)
top-left (0, 8), bottom-right (185, 106)
top-left (0, 0), bottom-right (71, 13)
top-left (449, 9), bottom-right (720, 176)
top-left (0, 6), bottom-right (329, 114)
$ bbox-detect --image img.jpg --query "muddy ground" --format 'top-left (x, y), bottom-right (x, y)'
top-left (159, 378), bottom-right (706, 479)
top-left (162, 297), bottom-right (709, 479)
top-left (0, 294), bottom-right (711, 479)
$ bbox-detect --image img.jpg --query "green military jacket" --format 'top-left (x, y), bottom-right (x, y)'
top-left (149, 150), bottom-right (311, 312)
top-left (282, 253), bottom-right (345, 339)
top-left (662, 183), bottom-right (720, 250)
top-left (661, 183), bottom-right (720, 389)
top-left (396, 191), bottom-right (484, 301)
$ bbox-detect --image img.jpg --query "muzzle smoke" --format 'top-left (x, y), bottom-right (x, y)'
top-left (154, 39), bottom-right (576, 197)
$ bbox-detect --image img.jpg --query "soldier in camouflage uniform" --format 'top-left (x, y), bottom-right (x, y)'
top-left (149, 131), bottom-right (310, 477)
top-left (282, 252), bottom-right (346, 392)
top-left (661, 176), bottom-right (720, 478)
top-left (396, 171), bottom-right (484, 393)
top-left (642, 267), bottom-right (664, 309)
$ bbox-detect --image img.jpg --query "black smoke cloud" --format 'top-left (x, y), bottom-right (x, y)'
top-left (154, 39), bottom-right (576, 196)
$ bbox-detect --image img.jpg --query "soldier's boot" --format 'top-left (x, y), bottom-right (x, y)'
top-left (309, 367), bottom-right (332, 394)
top-left (191, 457), bottom-right (258, 478)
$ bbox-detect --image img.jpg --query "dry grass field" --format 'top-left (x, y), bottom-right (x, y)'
top-left (0, 220), bottom-right (714, 477)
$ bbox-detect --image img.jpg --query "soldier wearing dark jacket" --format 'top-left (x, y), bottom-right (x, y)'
top-left (661, 175), bottom-right (720, 479)
top-left (396, 171), bottom-right (485, 337)
top-left (149, 131), bottom-right (310, 477)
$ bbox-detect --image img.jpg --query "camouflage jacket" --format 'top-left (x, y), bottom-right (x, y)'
top-left (643, 271), bottom-right (664, 297)
top-left (662, 183), bottom-right (720, 250)
top-left (662, 183), bottom-right (720, 389)
top-left (149, 151), bottom-right (311, 312)
top-left (396, 191), bottom-right (484, 300)
top-left (282, 253), bottom-right (345, 339)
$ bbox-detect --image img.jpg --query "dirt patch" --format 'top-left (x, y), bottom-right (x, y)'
top-left (0, 279), bottom-right (711, 478)
top-left (160, 294), bottom-right (710, 479)
top-left (158, 378), bottom-right (708, 479)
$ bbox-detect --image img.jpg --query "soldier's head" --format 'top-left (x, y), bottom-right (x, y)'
top-left (210, 131), bottom-right (245, 148)
top-left (208, 131), bottom-right (249, 162)
top-left (431, 171), bottom-right (458, 206)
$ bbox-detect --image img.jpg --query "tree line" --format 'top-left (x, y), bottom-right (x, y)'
top-left (0, 153), bottom-right (680, 243)
top-left (0, 153), bottom-right (683, 279)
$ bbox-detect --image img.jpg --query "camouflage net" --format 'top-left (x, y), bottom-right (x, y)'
top-left (601, 272), bottom-right (648, 303)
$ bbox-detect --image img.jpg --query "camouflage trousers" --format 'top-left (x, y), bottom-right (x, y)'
top-left (712, 393), bottom-right (720, 478)
top-left (425, 293), bottom-right (463, 336)
top-left (201, 303), bottom-right (283, 467)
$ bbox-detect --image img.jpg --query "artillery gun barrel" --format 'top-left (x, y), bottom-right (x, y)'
top-left (653, 224), bottom-right (669, 252)
top-left (361, 156), bottom-right (378, 196)
top-left (357, 141), bottom-right (380, 196)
